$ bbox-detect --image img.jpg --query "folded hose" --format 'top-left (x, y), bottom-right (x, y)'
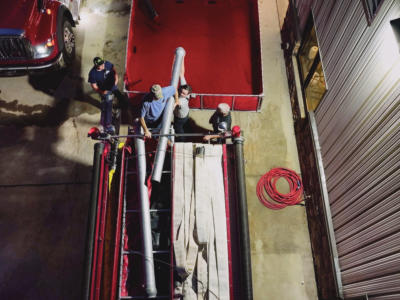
top-left (256, 168), bottom-right (303, 209)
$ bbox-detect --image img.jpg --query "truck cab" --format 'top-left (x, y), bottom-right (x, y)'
top-left (0, 0), bottom-right (81, 72)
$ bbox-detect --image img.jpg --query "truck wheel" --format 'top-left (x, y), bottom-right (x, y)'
top-left (62, 19), bottom-right (75, 65)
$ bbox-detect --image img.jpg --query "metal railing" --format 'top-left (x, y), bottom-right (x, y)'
top-left (123, 89), bottom-right (264, 112)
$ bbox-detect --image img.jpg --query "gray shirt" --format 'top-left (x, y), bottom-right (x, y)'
top-left (174, 96), bottom-right (189, 118)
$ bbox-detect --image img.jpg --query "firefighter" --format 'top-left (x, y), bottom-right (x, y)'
top-left (88, 57), bottom-right (127, 133)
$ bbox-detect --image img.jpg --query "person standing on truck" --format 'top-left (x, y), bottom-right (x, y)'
top-left (140, 84), bottom-right (179, 138)
top-left (88, 57), bottom-right (127, 133)
top-left (173, 61), bottom-right (193, 142)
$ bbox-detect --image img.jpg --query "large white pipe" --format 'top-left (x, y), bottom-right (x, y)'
top-left (151, 47), bottom-right (186, 182)
top-left (134, 125), bottom-right (157, 298)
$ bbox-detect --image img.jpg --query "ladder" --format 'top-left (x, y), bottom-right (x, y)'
top-left (117, 142), bottom-right (173, 300)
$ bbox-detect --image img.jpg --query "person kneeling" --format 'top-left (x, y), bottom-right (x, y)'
top-left (203, 103), bottom-right (232, 143)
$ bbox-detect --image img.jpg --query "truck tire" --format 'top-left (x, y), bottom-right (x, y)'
top-left (62, 19), bottom-right (75, 65)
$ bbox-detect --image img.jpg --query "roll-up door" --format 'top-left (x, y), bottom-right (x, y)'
top-left (311, 0), bottom-right (400, 298)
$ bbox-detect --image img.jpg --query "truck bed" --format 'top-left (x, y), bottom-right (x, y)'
top-left (124, 0), bottom-right (263, 111)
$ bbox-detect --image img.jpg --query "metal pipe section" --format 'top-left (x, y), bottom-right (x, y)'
top-left (134, 125), bottom-right (157, 298)
top-left (233, 136), bottom-right (253, 300)
top-left (92, 132), bottom-right (218, 142)
top-left (151, 47), bottom-right (186, 182)
top-left (82, 142), bottom-right (104, 300)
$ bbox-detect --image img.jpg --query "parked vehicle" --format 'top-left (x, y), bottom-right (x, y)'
top-left (0, 0), bottom-right (80, 72)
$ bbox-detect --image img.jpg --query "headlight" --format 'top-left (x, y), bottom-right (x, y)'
top-left (33, 38), bottom-right (55, 59)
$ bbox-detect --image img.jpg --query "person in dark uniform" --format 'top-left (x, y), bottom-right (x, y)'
top-left (88, 57), bottom-right (128, 133)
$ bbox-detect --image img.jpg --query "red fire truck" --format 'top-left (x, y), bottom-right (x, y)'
top-left (0, 0), bottom-right (80, 72)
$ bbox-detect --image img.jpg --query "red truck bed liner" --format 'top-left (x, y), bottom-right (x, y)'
top-left (124, 0), bottom-right (263, 111)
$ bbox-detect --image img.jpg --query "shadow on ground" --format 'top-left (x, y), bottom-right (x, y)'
top-left (0, 121), bottom-right (92, 300)
top-left (0, 17), bottom-right (97, 300)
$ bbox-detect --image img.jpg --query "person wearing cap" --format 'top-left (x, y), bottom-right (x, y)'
top-left (203, 103), bottom-right (232, 142)
top-left (173, 61), bottom-right (193, 142)
top-left (140, 84), bottom-right (179, 138)
top-left (173, 84), bottom-right (192, 141)
top-left (88, 57), bottom-right (126, 133)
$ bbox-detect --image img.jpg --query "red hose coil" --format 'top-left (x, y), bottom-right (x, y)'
top-left (256, 168), bottom-right (303, 209)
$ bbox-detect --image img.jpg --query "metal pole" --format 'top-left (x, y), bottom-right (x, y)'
top-left (134, 125), bottom-right (157, 298)
top-left (92, 132), bottom-right (216, 141)
top-left (82, 142), bottom-right (104, 300)
top-left (233, 136), bottom-right (253, 300)
top-left (151, 47), bottom-right (186, 182)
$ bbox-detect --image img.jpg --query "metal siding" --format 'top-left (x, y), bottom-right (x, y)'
top-left (319, 38), bottom-right (399, 167)
top-left (343, 273), bottom-right (400, 297)
top-left (317, 2), bottom-right (397, 138)
top-left (339, 231), bottom-right (400, 270)
top-left (334, 191), bottom-right (400, 243)
top-left (341, 252), bottom-right (400, 284)
top-left (307, 0), bottom-right (400, 297)
top-left (326, 93), bottom-right (400, 194)
top-left (369, 295), bottom-right (400, 300)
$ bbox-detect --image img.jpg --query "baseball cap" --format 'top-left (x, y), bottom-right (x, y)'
top-left (93, 57), bottom-right (104, 67)
top-left (151, 84), bottom-right (163, 100)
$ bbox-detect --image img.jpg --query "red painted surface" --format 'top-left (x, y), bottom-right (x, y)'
top-left (110, 146), bottom-right (129, 300)
top-left (94, 155), bottom-right (110, 300)
top-left (90, 143), bottom-right (110, 300)
top-left (125, 0), bottom-right (263, 111)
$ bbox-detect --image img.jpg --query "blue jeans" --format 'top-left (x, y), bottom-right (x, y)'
top-left (174, 115), bottom-right (189, 142)
top-left (100, 92), bottom-right (113, 128)
top-left (147, 117), bottom-right (163, 132)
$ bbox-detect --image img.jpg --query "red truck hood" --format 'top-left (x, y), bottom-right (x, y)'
top-left (0, 0), bottom-right (37, 32)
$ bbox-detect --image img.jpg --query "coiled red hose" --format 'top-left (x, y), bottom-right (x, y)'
top-left (256, 168), bottom-right (303, 209)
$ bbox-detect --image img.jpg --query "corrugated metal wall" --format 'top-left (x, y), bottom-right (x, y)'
top-left (308, 0), bottom-right (400, 298)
